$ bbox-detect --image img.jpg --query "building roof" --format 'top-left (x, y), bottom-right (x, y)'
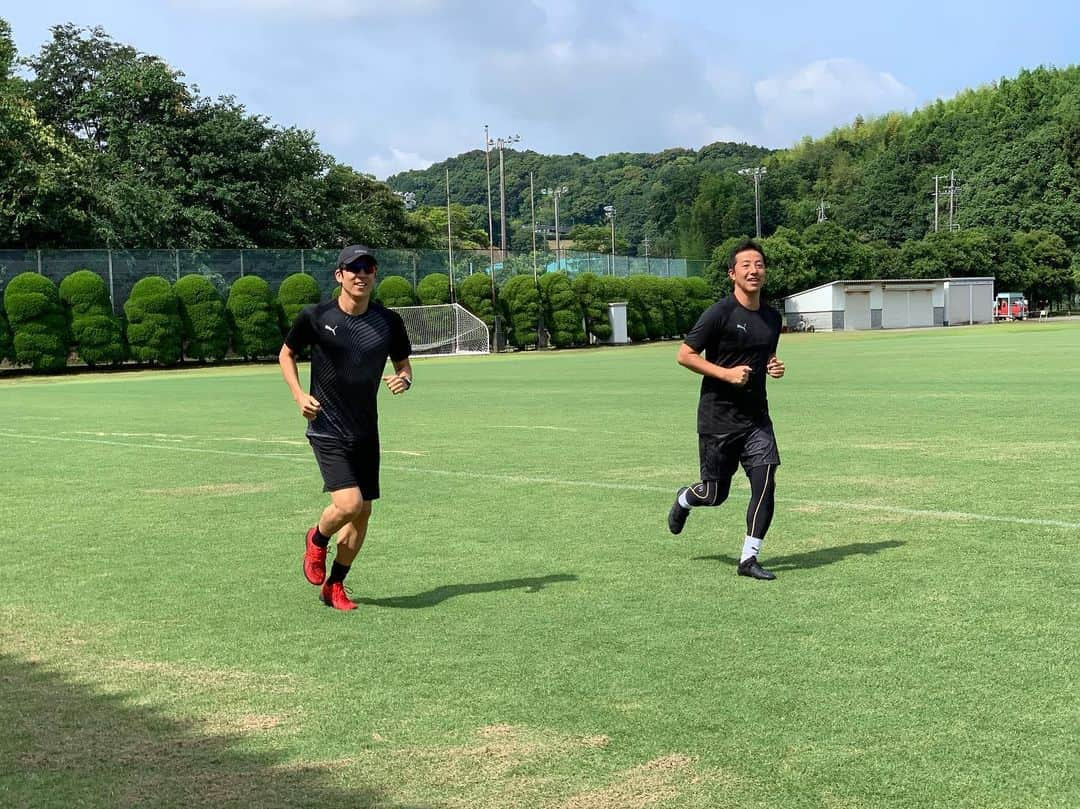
top-left (783, 277), bottom-right (995, 300)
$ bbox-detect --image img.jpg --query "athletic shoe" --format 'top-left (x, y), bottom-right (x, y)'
top-left (737, 556), bottom-right (776, 580)
top-left (321, 581), bottom-right (357, 611)
top-left (667, 488), bottom-right (690, 535)
top-left (303, 526), bottom-right (327, 586)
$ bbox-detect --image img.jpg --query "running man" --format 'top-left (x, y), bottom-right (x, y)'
top-left (667, 238), bottom-right (786, 580)
top-left (279, 245), bottom-right (413, 610)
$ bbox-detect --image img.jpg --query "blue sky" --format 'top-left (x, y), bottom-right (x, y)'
top-left (6, 1), bottom-right (1077, 178)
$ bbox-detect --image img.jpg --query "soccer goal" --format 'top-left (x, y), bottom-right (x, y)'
top-left (390, 303), bottom-right (490, 356)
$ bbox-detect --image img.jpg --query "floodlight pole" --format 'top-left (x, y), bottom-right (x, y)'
top-left (530, 171), bottom-right (537, 283)
top-left (542, 186), bottom-right (568, 269)
top-left (483, 124), bottom-right (495, 279)
top-left (604, 205), bottom-right (617, 275)
top-left (739, 166), bottom-right (767, 238)
top-left (445, 167), bottom-right (454, 304)
top-left (487, 133), bottom-right (521, 259)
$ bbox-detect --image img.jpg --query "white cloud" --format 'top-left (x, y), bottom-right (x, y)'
top-left (170, 0), bottom-right (445, 19)
top-left (363, 147), bottom-right (437, 179)
top-left (753, 58), bottom-right (917, 146)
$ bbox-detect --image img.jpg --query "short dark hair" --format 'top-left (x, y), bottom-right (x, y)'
top-left (727, 238), bottom-right (767, 270)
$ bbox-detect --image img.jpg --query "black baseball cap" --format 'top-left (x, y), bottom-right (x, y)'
top-left (337, 245), bottom-right (377, 268)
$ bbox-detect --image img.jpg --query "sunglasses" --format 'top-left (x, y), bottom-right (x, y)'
top-left (341, 262), bottom-right (377, 275)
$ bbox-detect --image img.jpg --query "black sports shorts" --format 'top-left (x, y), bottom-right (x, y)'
top-left (308, 434), bottom-right (381, 499)
top-left (698, 423), bottom-right (780, 482)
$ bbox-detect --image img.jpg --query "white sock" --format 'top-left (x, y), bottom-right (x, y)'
top-left (740, 536), bottom-right (762, 563)
top-left (678, 489), bottom-right (692, 508)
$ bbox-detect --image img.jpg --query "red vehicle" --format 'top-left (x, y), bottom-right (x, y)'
top-left (995, 292), bottom-right (1028, 321)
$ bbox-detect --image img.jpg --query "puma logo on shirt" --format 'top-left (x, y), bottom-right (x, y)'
top-left (324, 324), bottom-right (338, 336)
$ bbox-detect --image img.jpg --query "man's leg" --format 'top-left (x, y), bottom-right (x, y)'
top-left (668, 434), bottom-right (739, 535)
top-left (318, 491), bottom-right (369, 610)
top-left (738, 464), bottom-right (778, 580)
top-left (305, 486), bottom-right (364, 586)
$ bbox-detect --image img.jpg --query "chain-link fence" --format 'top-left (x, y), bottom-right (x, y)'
top-left (0, 248), bottom-right (707, 314)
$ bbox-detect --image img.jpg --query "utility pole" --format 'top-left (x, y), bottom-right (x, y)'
top-left (738, 166), bottom-right (767, 238)
top-left (603, 205), bottom-right (617, 275)
top-left (931, 174), bottom-right (944, 233)
top-left (817, 198), bottom-right (828, 223)
top-left (541, 186), bottom-right (568, 269)
top-left (529, 171), bottom-right (537, 283)
top-left (483, 124), bottom-right (495, 281)
top-left (445, 168), bottom-right (454, 304)
top-left (486, 133), bottom-right (521, 258)
top-left (643, 235), bottom-right (651, 273)
top-left (947, 170), bottom-right (960, 231)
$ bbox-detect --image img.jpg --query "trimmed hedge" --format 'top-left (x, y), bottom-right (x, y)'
top-left (58, 270), bottom-right (124, 366)
top-left (227, 275), bottom-right (282, 359)
top-left (416, 272), bottom-right (450, 305)
top-left (499, 275), bottom-right (541, 348)
top-left (538, 272), bottom-right (585, 348)
top-left (174, 274), bottom-right (230, 361)
top-left (376, 276), bottom-right (417, 307)
top-left (3, 272), bottom-right (70, 371)
top-left (278, 273), bottom-right (322, 325)
top-left (457, 273), bottom-right (496, 332)
top-left (0, 303), bottom-right (14, 363)
top-left (571, 273), bottom-right (612, 343)
top-left (124, 276), bottom-right (183, 365)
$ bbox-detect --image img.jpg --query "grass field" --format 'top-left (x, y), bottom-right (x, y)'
top-left (1, 322), bottom-right (1078, 809)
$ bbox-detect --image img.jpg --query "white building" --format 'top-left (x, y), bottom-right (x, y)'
top-left (782, 277), bottom-right (995, 332)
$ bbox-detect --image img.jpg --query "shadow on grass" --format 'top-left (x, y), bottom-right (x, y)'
top-left (357, 573), bottom-right (578, 609)
top-left (692, 540), bottom-right (905, 570)
top-left (0, 653), bottom-right (432, 809)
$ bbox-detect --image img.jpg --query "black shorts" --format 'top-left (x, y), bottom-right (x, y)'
top-left (308, 434), bottom-right (381, 499)
top-left (699, 423), bottom-right (780, 482)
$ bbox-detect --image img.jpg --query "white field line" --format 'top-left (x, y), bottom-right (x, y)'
top-left (2, 430), bottom-right (1077, 530)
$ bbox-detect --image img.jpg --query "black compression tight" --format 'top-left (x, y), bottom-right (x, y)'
top-left (744, 464), bottom-right (777, 540)
top-left (683, 478), bottom-right (732, 507)
top-left (684, 464), bottom-right (778, 540)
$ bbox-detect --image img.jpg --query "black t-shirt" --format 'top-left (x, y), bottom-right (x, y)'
top-left (284, 300), bottom-right (411, 440)
top-left (683, 297), bottom-right (782, 435)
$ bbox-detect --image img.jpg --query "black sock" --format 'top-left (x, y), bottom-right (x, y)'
top-left (312, 527), bottom-right (330, 549)
top-left (327, 561), bottom-right (351, 585)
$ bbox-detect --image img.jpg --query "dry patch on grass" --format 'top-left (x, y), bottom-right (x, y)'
top-left (552, 754), bottom-right (696, 809)
top-left (140, 482), bottom-right (276, 497)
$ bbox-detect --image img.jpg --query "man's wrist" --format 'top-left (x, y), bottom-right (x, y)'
top-left (398, 373), bottom-right (412, 389)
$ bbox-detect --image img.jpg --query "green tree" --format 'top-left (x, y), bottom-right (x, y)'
top-left (58, 269), bottom-right (124, 366)
top-left (376, 276), bottom-right (417, 307)
top-left (456, 273), bottom-right (496, 335)
top-left (227, 276), bottom-right (281, 359)
top-left (123, 276), bottom-right (182, 365)
top-left (174, 274), bottom-right (229, 361)
top-left (572, 273), bottom-right (611, 342)
top-left (277, 273), bottom-right (321, 324)
top-left (500, 275), bottom-right (541, 348)
top-left (0, 303), bottom-right (13, 363)
top-left (537, 272), bottom-right (584, 347)
top-left (3, 272), bottom-right (69, 370)
top-left (416, 272), bottom-right (450, 305)
top-left (1014, 230), bottom-right (1074, 304)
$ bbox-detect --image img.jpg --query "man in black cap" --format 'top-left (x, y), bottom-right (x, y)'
top-left (278, 245), bottom-right (413, 610)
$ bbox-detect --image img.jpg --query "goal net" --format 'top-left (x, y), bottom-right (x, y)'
top-left (389, 303), bottom-right (490, 356)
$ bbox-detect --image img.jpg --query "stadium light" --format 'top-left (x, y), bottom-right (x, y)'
top-left (603, 205), bottom-right (616, 275)
top-left (738, 166), bottom-right (767, 238)
top-left (541, 186), bottom-right (568, 269)
top-left (486, 133), bottom-right (521, 257)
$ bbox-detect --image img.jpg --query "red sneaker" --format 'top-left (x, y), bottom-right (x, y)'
top-left (303, 527), bottom-right (327, 586)
top-left (321, 581), bottom-right (357, 611)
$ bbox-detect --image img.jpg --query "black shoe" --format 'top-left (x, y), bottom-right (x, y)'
top-left (667, 488), bottom-right (690, 535)
top-left (737, 556), bottom-right (776, 580)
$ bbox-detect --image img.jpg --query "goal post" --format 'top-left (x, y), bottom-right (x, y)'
top-left (389, 303), bottom-right (490, 356)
